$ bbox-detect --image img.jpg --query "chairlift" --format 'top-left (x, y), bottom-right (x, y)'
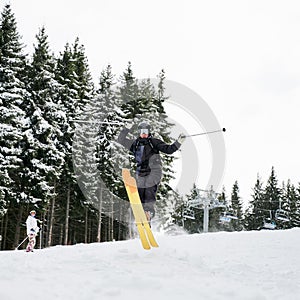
top-left (226, 212), bottom-right (238, 220)
top-left (183, 207), bottom-right (195, 220)
top-left (262, 210), bottom-right (276, 230)
top-left (263, 218), bottom-right (276, 230)
top-left (219, 214), bottom-right (231, 224)
top-left (219, 211), bottom-right (238, 224)
top-left (275, 209), bottom-right (289, 222)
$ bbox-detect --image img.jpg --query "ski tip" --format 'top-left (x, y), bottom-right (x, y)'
top-left (122, 168), bottom-right (136, 187)
top-left (122, 168), bottom-right (130, 177)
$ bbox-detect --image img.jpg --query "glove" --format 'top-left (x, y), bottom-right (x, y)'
top-left (177, 133), bottom-right (186, 144)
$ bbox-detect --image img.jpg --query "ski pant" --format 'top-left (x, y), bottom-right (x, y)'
top-left (26, 234), bottom-right (36, 250)
top-left (136, 175), bottom-right (159, 216)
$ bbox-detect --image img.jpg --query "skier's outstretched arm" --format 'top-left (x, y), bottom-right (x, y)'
top-left (152, 134), bottom-right (185, 154)
top-left (152, 139), bottom-right (181, 154)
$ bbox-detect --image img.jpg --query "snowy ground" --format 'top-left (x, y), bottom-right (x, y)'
top-left (0, 229), bottom-right (300, 300)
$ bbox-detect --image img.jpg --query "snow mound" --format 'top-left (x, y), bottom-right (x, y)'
top-left (0, 229), bottom-right (300, 300)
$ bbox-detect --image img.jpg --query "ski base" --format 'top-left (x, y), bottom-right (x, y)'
top-left (122, 168), bottom-right (159, 250)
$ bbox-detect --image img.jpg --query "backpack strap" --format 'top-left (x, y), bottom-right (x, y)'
top-left (132, 136), bottom-right (158, 155)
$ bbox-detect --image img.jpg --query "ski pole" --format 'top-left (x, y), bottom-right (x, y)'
top-left (15, 236), bottom-right (29, 250)
top-left (39, 225), bottom-right (42, 249)
top-left (183, 128), bottom-right (226, 138)
top-left (73, 120), bottom-right (121, 125)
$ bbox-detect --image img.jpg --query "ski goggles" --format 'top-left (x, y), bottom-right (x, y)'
top-left (139, 128), bottom-right (149, 135)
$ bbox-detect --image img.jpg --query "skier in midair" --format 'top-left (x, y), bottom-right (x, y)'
top-left (25, 210), bottom-right (39, 252)
top-left (117, 121), bottom-right (185, 221)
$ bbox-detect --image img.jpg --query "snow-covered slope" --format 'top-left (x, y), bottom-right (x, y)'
top-left (0, 229), bottom-right (299, 300)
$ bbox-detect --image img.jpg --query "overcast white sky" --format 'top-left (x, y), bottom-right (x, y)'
top-left (4, 0), bottom-right (300, 204)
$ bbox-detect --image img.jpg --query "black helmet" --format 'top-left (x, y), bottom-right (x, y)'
top-left (138, 121), bottom-right (150, 131)
top-left (137, 121), bottom-right (151, 136)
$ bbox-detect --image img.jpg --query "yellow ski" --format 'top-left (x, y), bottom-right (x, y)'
top-left (122, 168), bottom-right (159, 250)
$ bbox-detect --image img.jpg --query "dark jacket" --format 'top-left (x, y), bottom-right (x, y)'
top-left (117, 128), bottom-right (181, 177)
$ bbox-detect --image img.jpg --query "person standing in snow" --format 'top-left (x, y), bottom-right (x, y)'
top-left (117, 121), bottom-right (185, 221)
top-left (25, 210), bottom-right (39, 252)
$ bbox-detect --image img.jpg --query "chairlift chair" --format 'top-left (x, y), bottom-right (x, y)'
top-left (275, 209), bottom-right (289, 222)
top-left (261, 210), bottom-right (276, 230)
top-left (219, 210), bottom-right (238, 224)
top-left (219, 212), bottom-right (232, 224)
top-left (183, 207), bottom-right (195, 220)
top-left (263, 218), bottom-right (276, 230)
top-left (219, 215), bottom-right (231, 224)
top-left (226, 212), bottom-right (238, 220)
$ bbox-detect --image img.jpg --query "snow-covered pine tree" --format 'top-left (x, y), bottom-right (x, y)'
top-left (0, 4), bottom-right (28, 248)
top-left (150, 70), bottom-right (177, 224)
top-left (230, 180), bottom-right (244, 231)
top-left (73, 64), bottom-right (117, 242)
top-left (54, 39), bottom-right (95, 245)
top-left (244, 175), bottom-right (265, 230)
top-left (54, 42), bottom-right (78, 245)
top-left (118, 62), bottom-right (141, 120)
top-left (72, 111), bottom-right (99, 207)
top-left (95, 65), bottom-right (129, 240)
top-left (97, 65), bottom-right (126, 196)
top-left (72, 38), bottom-right (95, 113)
top-left (294, 184), bottom-right (300, 227)
top-left (24, 26), bottom-right (65, 205)
top-left (70, 38), bottom-right (96, 207)
top-left (281, 180), bottom-right (296, 229)
top-left (262, 167), bottom-right (282, 230)
top-left (68, 39), bottom-right (100, 237)
top-left (22, 26), bottom-right (67, 247)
